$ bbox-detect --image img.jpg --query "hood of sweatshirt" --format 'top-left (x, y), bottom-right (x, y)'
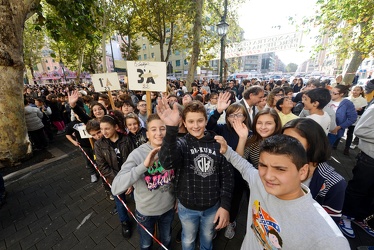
top-left (185, 130), bottom-right (217, 143)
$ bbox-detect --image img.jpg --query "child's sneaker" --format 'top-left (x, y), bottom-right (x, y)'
top-left (339, 216), bottom-right (355, 238)
top-left (353, 220), bottom-right (374, 238)
top-left (224, 221), bottom-right (236, 239)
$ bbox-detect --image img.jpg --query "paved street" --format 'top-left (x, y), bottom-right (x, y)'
top-left (0, 134), bottom-right (373, 249)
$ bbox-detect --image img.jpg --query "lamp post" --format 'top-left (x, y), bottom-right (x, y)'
top-left (216, 1), bottom-right (229, 85)
top-left (59, 59), bottom-right (67, 84)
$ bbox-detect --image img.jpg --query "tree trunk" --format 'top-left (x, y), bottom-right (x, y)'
top-left (186, 0), bottom-right (203, 91)
top-left (343, 50), bottom-right (364, 86)
top-left (0, 0), bottom-right (39, 165)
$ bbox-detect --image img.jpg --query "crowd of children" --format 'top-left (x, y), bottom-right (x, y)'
top-left (17, 76), bottom-right (374, 249)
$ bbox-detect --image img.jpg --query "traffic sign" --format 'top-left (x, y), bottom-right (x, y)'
top-left (127, 61), bottom-right (166, 92)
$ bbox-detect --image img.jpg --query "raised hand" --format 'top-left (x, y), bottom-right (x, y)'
top-left (68, 90), bottom-right (79, 108)
top-left (232, 119), bottom-right (249, 139)
top-left (215, 135), bottom-right (228, 154)
top-left (156, 96), bottom-right (181, 126)
top-left (144, 147), bottom-right (160, 168)
top-left (216, 92), bottom-right (232, 113)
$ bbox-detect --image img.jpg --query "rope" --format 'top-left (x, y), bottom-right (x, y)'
top-left (78, 145), bottom-right (168, 250)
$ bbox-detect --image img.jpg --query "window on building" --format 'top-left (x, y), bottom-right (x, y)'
top-left (151, 53), bottom-right (155, 58)
top-left (54, 66), bottom-right (57, 70)
top-left (144, 54), bottom-right (147, 60)
top-left (52, 59), bottom-right (55, 63)
top-left (142, 44), bottom-right (146, 50)
top-left (184, 59), bottom-right (188, 65)
top-left (175, 50), bottom-right (180, 55)
top-left (47, 67), bottom-right (50, 70)
top-left (45, 59), bottom-right (48, 63)
top-left (138, 55), bottom-right (141, 60)
top-left (176, 60), bottom-right (181, 67)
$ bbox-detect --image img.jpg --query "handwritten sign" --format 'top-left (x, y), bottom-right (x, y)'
top-left (127, 61), bottom-right (166, 92)
top-left (73, 123), bottom-right (92, 139)
top-left (91, 73), bottom-right (121, 92)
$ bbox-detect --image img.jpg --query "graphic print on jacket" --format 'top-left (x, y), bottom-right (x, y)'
top-left (190, 147), bottom-right (217, 178)
top-left (144, 161), bottom-right (175, 192)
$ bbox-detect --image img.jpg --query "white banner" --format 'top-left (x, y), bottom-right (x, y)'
top-left (127, 61), bottom-right (167, 92)
top-left (224, 32), bottom-right (302, 59)
top-left (91, 73), bottom-right (121, 92)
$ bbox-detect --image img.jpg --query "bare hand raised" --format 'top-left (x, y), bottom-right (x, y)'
top-left (68, 90), bottom-right (79, 108)
top-left (217, 92), bottom-right (232, 113)
top-left (232, 119), bottom-right (249, 139)
top-left (156, 96), bottom-right (181, 126)
top-left (144, 147), bottom-right (161, 168)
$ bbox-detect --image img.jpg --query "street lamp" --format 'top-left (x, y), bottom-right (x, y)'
top-left (59, 59), bottom-right (67, 84)
top-left (217, 18), bottom-right (229, 85)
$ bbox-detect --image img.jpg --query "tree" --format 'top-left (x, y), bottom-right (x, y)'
top-left (0, 0), bottom-right (41, 165)
top-left (110, 1), bottom-right (141, 61)
top-left (286, 63), bottom-right (298, 73)
top-left (185, 0), bottom-right (245, 87)
top-left (305, 0), bottom-right (374, 84)
top-left (43, 0), bottom-right (103, 74)
top-left (23, 14), bottom-right (45, 82)
top-left (129, 0), bottom-right (194, 62)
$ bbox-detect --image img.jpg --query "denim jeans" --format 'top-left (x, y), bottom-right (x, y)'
top-left (135, 208), bottom-right (174, 250)
top-left (114, 193), bottom-right (130, 223)
top-left (178, 200), bottom-right (219, 250)
top-left (328, 133), bottom-right (340, 147)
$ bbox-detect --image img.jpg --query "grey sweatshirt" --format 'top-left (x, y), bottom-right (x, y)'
top-left (355, 104), bottom-right (374, 158)
top-left (223, 146), bottom-right (350, 250)
top-left (111, 143), bottom-right (175, 216)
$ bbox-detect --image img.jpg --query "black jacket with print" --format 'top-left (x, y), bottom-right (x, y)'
top-left (159, 126), bottom-right (234, 211)
top-left (94, 133), bottom-right (134, 185)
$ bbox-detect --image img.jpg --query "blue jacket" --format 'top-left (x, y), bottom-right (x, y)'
top-left (335, 99), bottom-right (357, 138)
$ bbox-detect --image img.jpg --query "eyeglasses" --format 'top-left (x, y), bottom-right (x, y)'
top-left (138, 104), bottom-right (146, 107)
top-left (228, 113), bottom-right (244, 118)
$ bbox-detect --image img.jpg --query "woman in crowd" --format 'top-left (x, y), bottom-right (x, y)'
top-left (283, 118), bottom-right (347, 223)
top-left (345, 86), bottom-right (367, 152)
top-left (233, 108), bottom-right (282, 168)
top-left (206, 92), bottom-right (249, 240)
top-left (293, 78), bottom-right (304, 93)
top-left (111, 114), bottom-right (175, 250)
top-left (124, 112), bottom-right (148, 148)
top-left (266, 87), bottom-right (284, 110)
top-left (327, 85), bottom-right (357, 154)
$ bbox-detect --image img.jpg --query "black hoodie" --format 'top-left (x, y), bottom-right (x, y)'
top-left (159, 126), bottom-right (234, 211)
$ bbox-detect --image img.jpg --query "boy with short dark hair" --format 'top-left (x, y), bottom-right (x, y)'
top-left (302, 88), bottom-right (332, 134)
top-left (215, 134), bottom-right (349, 249)
top-left (157, 99), bottom-right (234, 250)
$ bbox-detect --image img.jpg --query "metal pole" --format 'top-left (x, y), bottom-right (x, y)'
top-left (110, 37), bottom-right (116, 72)
top-left (220, 36), bottom-right (225, 84)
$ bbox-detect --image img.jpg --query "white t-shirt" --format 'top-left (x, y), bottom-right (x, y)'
top-left (307, 112), bottom-right (331, 135)
top-left (327, 101), bottom-right (340, 113)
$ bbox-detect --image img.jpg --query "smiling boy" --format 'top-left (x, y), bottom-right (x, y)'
top-left (157, 98), bottom-right (234, 250)
top-left (216, 134), bottom-right (349, 250)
